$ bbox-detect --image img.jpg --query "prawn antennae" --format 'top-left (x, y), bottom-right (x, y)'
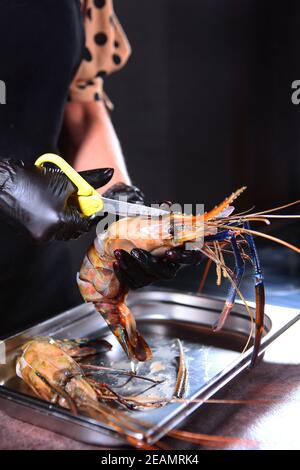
top-left (247, 199), bottom-right (300, 217)
top-left (174, 339), bottom-right (188, 399)
top-left (210, 223), bottom-right (300, 255)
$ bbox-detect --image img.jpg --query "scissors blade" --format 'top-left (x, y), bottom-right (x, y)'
top-left (100, 197), bottom-right (170, 218)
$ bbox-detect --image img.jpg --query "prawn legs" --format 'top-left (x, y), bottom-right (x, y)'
top-left (204, 220), bottom-right (265, 367)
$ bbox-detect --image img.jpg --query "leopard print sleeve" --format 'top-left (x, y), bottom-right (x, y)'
top-left (69, 0), bottom-right (131, 107)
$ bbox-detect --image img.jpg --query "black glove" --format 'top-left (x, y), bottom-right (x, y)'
top-left (164, 246), bottom-right (203, 265)
top-left (113, 248), bottom-right (181, 289)
top-left (108, 185), bottom-right (203, 289)
top-left (102, 181), bottom-right (145, 205)
top-left (0, 159), bottom-right (113, 242)
top-left (113, 246), bottom-right (203, 290)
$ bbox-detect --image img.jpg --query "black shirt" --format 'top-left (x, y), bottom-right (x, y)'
top-left (0, 0), bottom-right (85, 336)
top-left (0, 0), bottom-right (84, 161)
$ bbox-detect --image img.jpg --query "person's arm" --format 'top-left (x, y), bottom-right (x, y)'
top-left (62, 100), bottom-right (131, 189)
top-left (64, 0), bottom-right (132, 189)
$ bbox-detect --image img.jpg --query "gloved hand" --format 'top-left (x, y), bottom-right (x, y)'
top-left (113, 248), bottom-right (181, 289)
top-left (113, 247), bottom-right (203, 290)
top-left (0, 159), bottom-right (113, 242)
top-left (102, 181), bottom-right (145, 205)
top-left (108, 184), bottom-right (203, 289)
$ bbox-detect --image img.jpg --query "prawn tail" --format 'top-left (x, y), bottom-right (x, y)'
top-left (127, 331), bottom-right (153, 363)
top-left (95, 300), bottom-right (152, 362)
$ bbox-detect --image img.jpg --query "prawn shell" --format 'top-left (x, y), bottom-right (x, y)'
top-left (80, 244), bottom-right (122, 299)
top-left (16, 338), bottom-right (81, 402)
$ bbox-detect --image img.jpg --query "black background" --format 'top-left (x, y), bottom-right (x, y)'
top-left (105, 0), bottom-right (300, 212)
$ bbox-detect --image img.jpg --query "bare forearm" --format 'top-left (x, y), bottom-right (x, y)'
top-left (62, 101), bottom-right (131, 190)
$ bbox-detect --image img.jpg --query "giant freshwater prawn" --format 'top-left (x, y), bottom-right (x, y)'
top-left (77, 187), bottom-right (300, 367)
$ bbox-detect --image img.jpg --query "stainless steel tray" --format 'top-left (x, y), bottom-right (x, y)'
top-left (0, 289), bottom-right (299, 446)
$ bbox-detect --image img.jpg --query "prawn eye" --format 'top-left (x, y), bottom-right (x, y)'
top-left (55, 368), bottom-right (73, 384)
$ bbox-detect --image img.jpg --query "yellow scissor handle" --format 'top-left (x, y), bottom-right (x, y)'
top-left (35, 153), bottom-right (104, 216)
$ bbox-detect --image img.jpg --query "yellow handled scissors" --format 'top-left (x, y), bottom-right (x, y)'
top-left (35, 154), bottom-right (168, 218)
top-left (35, 153), bottom-right (104, 216)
